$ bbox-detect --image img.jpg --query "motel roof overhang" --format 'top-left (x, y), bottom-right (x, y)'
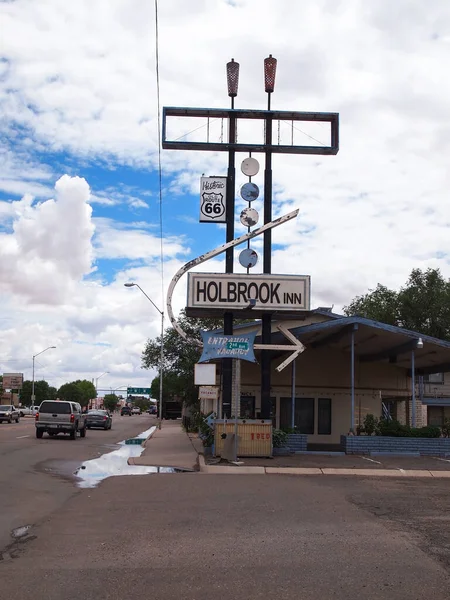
top-left (258, 316), bottom-right (450, 376)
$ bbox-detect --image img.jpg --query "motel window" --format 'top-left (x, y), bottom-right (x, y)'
top-left (423, 373), bottom-right (444, 384)
top-left (428, 406), bottom-right (445, 428)
top-left (318, 398), bottom-right (332, 435)
top-left (295, 398), bottom-right (315, 435)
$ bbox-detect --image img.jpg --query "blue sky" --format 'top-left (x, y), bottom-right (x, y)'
top-left (1, 0), bottom-right (450, 391)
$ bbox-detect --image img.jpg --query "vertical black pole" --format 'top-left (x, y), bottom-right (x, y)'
top-left (222, 111), bottom-right (236, 418)
top-left (261, 106), bottom-right (272, 420)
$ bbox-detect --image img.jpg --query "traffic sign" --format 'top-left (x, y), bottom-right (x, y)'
top-left (127, 387), bottom-right (151, 395)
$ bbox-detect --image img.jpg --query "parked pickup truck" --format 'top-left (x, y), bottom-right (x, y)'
top-left (35, 400), bottom-right (87, 439)
top-left (18, 405), bottom-right (40, 417)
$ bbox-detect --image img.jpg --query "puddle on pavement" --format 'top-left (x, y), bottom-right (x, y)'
top-left (74, 426), bottom-right (181, 488)
top-left (11, 525), bottom-right (31, 539)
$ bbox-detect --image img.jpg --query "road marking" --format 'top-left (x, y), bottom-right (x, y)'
top-left (360, 456), bottom-right (382, 465)
top-left (16, 435), bottom-right (30, 439)
top-left (433, 457), bottom-right (450, 463)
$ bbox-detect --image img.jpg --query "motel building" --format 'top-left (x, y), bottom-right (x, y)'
top-left (200, 308), bottom-right (450, 448)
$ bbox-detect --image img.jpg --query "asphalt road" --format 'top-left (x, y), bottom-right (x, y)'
top-left (0, 413), bottom-right (156, 552)
top-left (2, 465), bottom-right (450, 599)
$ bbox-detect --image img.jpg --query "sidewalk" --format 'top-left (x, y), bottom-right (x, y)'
top-left (128, 421), bottom-right (450, 478)
top-left (127, 420), bottom-right (199, 471)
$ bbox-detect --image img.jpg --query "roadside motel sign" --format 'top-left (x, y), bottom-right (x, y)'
top-left (199, 331), bottom-right (257, 363)
top-left (187, 273), bottom-right (310, 312)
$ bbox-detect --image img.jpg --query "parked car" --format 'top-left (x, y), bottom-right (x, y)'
top-left (148, 406), bottom-right (157, 415)
top-left (0, 405), bottom-right (20, 423)
top-left (86, 409), bottom-right (112, 430)
top-left (35, 400), bottom-right (87, 439)
top-left (121, 406), bottom-right (132, 416)
top-left (131, 407), bottom-right (142, 415)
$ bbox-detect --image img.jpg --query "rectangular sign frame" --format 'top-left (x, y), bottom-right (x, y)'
top-left (3, 373), bottom-right (24, 390)
top-left (199, 176), bottom-right (227, 223)
top-left (187, 273), bottom-right (311, 317)
top-left (127, 387), bottom-right (151, 395)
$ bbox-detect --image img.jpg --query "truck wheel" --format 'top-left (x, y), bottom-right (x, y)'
top-left (80, 427), bottom-right (86, 438)
top-left (36, 429), bottom-right (43, 439)
top-left (70, 430), bottom-right (76, 440)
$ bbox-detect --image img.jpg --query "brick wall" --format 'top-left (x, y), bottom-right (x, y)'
top-left (286, 434), bottom-right (308, 452)
top-left (342, 435), bottom-right (450, 456)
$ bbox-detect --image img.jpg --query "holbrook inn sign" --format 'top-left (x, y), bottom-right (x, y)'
top-left (187, 273), bottom-right (311, 312)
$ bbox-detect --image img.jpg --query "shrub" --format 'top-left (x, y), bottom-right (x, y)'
top-left (362, 414), bottom-right (378, 436)
top-left (272, 429), bottom-right (288, 448)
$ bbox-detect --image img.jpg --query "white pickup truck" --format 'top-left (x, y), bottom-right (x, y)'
top-left (18, 405), bottom-right (40, 417)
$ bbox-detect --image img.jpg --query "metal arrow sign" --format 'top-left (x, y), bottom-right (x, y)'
top-left (166, 208), bottom-right (306, 371)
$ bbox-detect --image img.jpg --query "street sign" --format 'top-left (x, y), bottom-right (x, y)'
top-left (199, 386), bottom-right (219, 400)
top-left (127, 387), bottom-right (151, 395)
top-left (199, 176), bottom-right (227, 223)
top-left (199, 331), bottom-right (257, 363)
top-left (3, 373), bottom-right (23, 390)
top-left (187, 273), bottom-right (310, 312)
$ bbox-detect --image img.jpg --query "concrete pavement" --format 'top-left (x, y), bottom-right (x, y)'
top-left (2, 473), bottom-right (450, 599)
top-left (128, 420), bottom-right (198, 471)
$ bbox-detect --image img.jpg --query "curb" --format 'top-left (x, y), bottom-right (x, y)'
top-left (127, 426), bottom-right (158, 464)
top-left (141, 425), bottom-right (159, 449)
top-left (198, 456), bottom-right (450, 478)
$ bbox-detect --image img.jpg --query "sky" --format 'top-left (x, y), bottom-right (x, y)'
top-left (1, 0), bottom-right (450, 393)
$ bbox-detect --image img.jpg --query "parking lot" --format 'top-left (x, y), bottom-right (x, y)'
top-left (240, 452), bottom-right (450, 472)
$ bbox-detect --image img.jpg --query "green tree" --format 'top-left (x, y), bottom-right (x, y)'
top-left (344, 268), bottom-right (450, 340)
top-left (344, 284), bottom-right (400, 326)
top-left (48, 386), bottom-right (58, 400)
top-left (127, 396), bottom-right (150, 411)
top-left (142, 310), bottom-right (241, 407)
top-left (19, 380), bottom-right (51, 406)
top-left (103, 394), bottom-right (119, 412)
top-left (58, 382), bottom-right (83, 404)
top-left (73, 379), bottom-right (97, 407)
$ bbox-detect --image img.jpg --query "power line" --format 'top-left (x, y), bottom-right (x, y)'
top-left (154, 0), bottom-right (165, 312)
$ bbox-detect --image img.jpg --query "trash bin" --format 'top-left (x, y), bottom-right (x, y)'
top-left (214, 420), bottom-right (272, 457)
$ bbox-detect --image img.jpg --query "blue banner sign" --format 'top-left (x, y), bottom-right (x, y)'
top-left (199, 331), bottom-right (257, 363)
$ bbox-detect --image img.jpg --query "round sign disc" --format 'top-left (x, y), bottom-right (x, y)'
top-left (240, 207), bottom-right (259, 228)
top-left (239, 248), bottom-right (258, 269)
top-left (241, 157), bottom-right (260, 176)
top-left (240, 182), bottom-right (260, 203)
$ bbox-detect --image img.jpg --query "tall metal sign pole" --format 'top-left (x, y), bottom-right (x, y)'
top-left (162, 56), bottom-right (339, 420)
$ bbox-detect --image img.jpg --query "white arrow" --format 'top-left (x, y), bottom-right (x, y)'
top-left (254, 324), bottom-right (306, 372)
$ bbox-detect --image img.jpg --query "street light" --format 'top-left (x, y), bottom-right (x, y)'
top-left (32, 346), bottom-right (56, 404)
top-left (95, 371), bottom-right (109, 392)
top-left (124, 282), bottom-right (164, 428)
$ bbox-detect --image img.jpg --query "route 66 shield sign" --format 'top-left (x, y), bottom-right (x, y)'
top-left (200, 177), bottom-right (227, 223)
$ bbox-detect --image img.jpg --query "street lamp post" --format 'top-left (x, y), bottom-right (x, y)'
top-left (32, 346), bottom-right (56, 404)
top-left (124, 282), bottom-right (164, 428)
top-left (95, 372), bottom-right (109, 405)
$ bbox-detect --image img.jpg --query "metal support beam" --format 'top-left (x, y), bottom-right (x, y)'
top-left (411, 349), bottom-right (416, 427)
top-left (350, 328), bottom-right (355, 433)
top-left (260, 111), bottom-right (273, 420)
top-left (222, 112), bottom-right (237, 418)
top-left (291, 358), bottom-right (296, 429)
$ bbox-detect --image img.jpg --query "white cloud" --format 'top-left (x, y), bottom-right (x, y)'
top-left (0, 175), bottom-right (95, 303)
